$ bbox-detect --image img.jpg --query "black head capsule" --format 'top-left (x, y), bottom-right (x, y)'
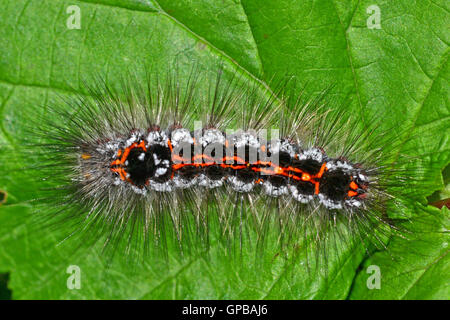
top-left (319, 168), bottom-right (353, 202)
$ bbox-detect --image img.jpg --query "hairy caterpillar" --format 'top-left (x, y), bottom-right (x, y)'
top-left (3, 68), bottom-right (438, 272)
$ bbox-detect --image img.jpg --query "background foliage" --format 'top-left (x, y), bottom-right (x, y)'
top-left (0, 0), bottom-right (448, 299)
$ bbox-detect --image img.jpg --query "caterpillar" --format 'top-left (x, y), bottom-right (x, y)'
top-left (4, 68), bottom-right (436, 271)
top-left (106, 107), bottom-right (365, 208)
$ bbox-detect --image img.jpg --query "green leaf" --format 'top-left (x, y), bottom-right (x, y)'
top-left (349, 207), bottom-right (449, 299)
top-left (0, 0), bottom-right (448, 299)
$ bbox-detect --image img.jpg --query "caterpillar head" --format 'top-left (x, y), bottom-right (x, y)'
top-left (320, 160), bottom-right (370, 209)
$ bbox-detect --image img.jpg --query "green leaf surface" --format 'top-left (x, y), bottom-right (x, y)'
top-left (0, 0), bottom-right (448, 299)
top-left (349, 206), bottom-right (449, 299)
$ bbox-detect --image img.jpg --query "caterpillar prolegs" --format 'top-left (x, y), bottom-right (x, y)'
top-left (14, 69), bottom-right (419, 263)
